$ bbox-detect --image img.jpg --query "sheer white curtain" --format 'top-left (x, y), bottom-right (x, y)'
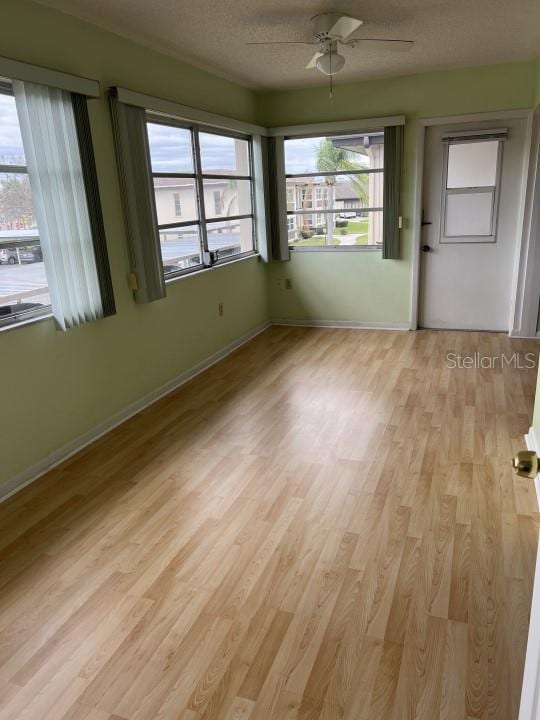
top-left (13, 81), bottom-right (103, 330)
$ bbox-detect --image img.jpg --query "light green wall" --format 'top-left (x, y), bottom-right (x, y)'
top-left (258, 61), bottom-right (538, 325)
top-left (0, 0), bottom-right (267, 489)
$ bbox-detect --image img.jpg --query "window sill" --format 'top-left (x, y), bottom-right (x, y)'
top-left (0, 308), bottom-right (53, 334)
top-left (289, 245), bottom-right (383, 253)
top-left (164, 251), bottom-right (260, 285)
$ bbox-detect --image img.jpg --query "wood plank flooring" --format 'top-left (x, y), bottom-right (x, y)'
top-left (0, 327), bottom-right (539, 719)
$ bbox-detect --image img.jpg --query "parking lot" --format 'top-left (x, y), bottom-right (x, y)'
top-left (0, 261), bottom-right (50, 305)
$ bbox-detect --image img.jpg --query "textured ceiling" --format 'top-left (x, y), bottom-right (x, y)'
top-left (34, 0), bottom-right (540, 89)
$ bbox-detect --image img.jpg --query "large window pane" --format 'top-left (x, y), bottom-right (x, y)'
top-left (159, 224), bottom-right (202, 273)
top-left (0, 93), bottom-right (25, 166)
top-left (284, 132), bottom-right (384, 174)
top-left (0, 172), bottom-right (49, 315)
top-left (446, 141), bottom-right (499, 188)
top-left (153, 177), bottom-right (198, 225)
top-left (206, 217), bottom-right (254, 257)
top-left (147, 122), bottom-right (193, 173)
top-left (203, 179), bottom-right (252, 219)
top-left (288, 211), bottom-right (382, 247)
top-left (199, 133), bottom-right (250, 176)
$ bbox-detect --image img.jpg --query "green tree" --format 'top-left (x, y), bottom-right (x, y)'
top-left (316, 140), bottom-right (368, 205)
top-left (0, 175), bottom-right (33, 225)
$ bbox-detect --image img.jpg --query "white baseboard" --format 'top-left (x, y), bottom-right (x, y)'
top-left (0, 321), bottom-right (271, 504)
top-left (272, 319), bottom-right (410, 331)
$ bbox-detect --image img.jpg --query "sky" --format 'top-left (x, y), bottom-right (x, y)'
top-left (147, 123), bottom-right (250, 175)
top-left (0, 93), bottom-right (25, 165)
top-left (1, 95), bottom-right (376, 178)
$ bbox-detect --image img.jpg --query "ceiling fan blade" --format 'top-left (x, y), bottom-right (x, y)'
top-left (349, 38), bottom-right (414, 51)
top-left (329, 15), bottom-right (363, 40)
top-left (246, 41), bottom-right (315, 45)
top-left (306, 52), bottom-right (324, 69)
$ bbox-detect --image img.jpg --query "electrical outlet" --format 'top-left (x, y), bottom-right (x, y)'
top-left (218, 302), bottom-right (224, 316)
top-left (285, 278), bottom-right (292, 290)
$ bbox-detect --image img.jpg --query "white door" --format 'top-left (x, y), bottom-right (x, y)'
top-left (419, 118), bottom-right (527, 331)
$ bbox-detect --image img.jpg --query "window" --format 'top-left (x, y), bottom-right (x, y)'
top-left (0, 87), bottom-right (50, 326)
top-left (147, 118), bottom-right (256, 278)
top-left (0, 80), bottom-right (113, 330)
top-left (173, 192), bottom-right (182, 217)
top-left (441, 137), bottom-right (503, 243)
top-left (284, 131), bottom-right (384, 249)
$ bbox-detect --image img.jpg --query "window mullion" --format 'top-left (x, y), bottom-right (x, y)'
top-left (192, 127), bottom-right (209, 259)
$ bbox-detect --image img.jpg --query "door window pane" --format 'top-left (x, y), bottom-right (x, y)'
top-left (203, 179), bottom-right (252, 219)
top-left (147, 122), bottom-right (194, 173)
top-left (159, 224), bottom-right (201, 273)
top-left (206, 217), bottom-right (253, 256)
top-left (445, 192), bottom-right (494, 237)
top-left (0, 93), bottom-right (25, 166)
top-left (446, 140), bottom-right (499, 188)
top-left (153, 177), bottom-right (198, 225)
top-left (199, 133), bottom-right (250, 176)
top-left (0, 172), bottom-right (50, 314)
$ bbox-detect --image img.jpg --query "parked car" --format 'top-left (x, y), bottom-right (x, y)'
top-left (0, 246), bottom-right (43, 265)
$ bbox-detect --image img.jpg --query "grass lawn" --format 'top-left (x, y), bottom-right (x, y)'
top-left (342, 219), bottom-right (368, 234)
top-left (290, 219), bottom-right (370, 247)
top-left (291, 235), bottom-right (341, 246)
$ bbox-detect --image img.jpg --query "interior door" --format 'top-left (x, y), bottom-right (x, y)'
top-left (419, 118), bottom-right (527, 331)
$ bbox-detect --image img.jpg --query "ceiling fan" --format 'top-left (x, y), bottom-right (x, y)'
top-left (248, 13), bottom-right (414, 81)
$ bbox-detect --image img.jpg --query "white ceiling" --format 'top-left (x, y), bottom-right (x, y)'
top-left (34, 0), bottom-right (540, 90)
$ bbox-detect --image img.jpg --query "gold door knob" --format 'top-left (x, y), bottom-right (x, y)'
top-left (512, 451), bottom-right (539, 479)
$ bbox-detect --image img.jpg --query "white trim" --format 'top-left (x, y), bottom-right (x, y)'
top-left (0, 321), bottom-right (271, 504)
top-left (267, 115), bottom-right (405, 138)
top-left (520, 427), bottom-right (540, 720)
top-left (411, 108), bottom-right (534, 332)
top-left (272, 319), bottom-right (409, 331)
top-left (113, 86), bottom-right (266, 136)
top-left (512, 108), bottom-right (540, 337)
top-left (0, 55), bottom-right (100, 97)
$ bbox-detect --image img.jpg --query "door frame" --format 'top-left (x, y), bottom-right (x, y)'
top-left (410, 108), bottom-right (535, 333)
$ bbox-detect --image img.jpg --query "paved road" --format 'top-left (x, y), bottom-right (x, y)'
top-left (0, 261), bottom-right (48, 303)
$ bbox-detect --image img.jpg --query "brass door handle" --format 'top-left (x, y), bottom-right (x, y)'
top-left (512, 451), bottom-right (539, 479)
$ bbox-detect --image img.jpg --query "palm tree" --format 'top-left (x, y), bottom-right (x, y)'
top-left (316, 140), bottom-right (368, 244)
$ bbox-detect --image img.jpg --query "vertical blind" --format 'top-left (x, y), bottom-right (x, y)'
top-left (13, 81), bottom-right (114, 329)
top-left (109, 94), bottom-right (165, 304)
top-left (382, 124), bottom-right (404, 260)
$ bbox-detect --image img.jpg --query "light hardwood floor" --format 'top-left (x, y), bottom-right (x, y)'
top-left (0, 327), bottom-right (539, 720)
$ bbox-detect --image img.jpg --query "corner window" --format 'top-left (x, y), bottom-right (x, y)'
top-left (284, 131), bottom-right (384, 249)
top-left (441, 138), bottom-right (502, 243)
top-left (146, 118), bottom-right (256, 278)
top-left (0, 87), bottom-right (50, 326)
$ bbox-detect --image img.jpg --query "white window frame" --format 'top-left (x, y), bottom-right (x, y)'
top-left (284, 129), bottom-right (385, 252)
top-left (147, 113), bottom-right (257, 280)
top-left (440, 135), bottom-right (504, 244)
